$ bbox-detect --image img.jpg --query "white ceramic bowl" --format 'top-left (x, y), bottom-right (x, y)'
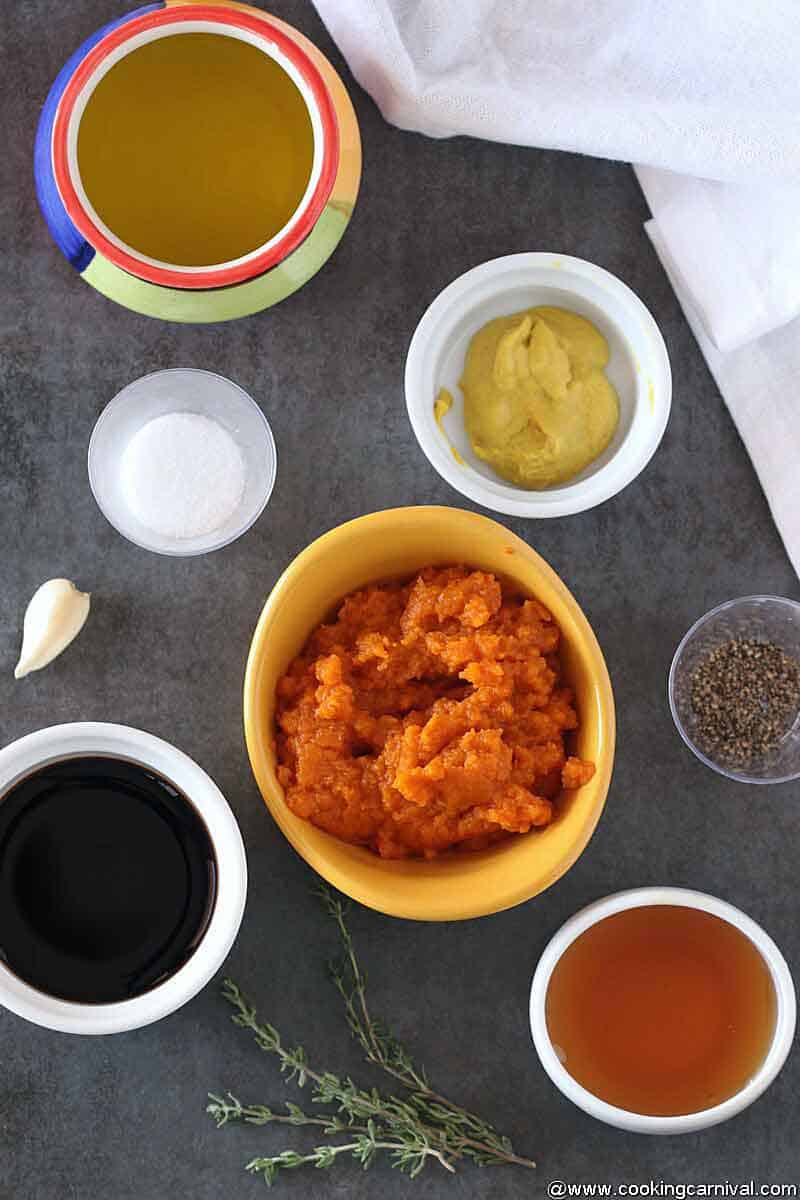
top-left (0, 723), bottom-right (247, 1035)
top-left (529, 887), bottom-right (795, 1133)
top-left (88, 368), bottom-right (277, 556)
top-left (405, 253), bottom-right (671, 518)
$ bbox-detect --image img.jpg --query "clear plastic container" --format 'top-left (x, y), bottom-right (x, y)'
top-left (88, 369), bottom-right (276, 556)
top-left (668, 595), bottom-right (800, 784)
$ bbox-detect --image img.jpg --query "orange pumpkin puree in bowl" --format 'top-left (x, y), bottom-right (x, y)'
top-left (275, 566), bottom-right (595, 860)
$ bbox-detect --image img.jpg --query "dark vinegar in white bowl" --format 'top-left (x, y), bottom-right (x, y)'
top-left (0, 756), bottom-right (217, 1003)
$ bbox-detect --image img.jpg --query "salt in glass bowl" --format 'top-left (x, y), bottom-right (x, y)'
top-left (668, 595), bottom-right (800, 784)
top-left (88, 368), bottom-right (276, 556)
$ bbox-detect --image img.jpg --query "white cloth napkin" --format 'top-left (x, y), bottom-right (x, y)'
top-left (313, 0), bottom-right (800, 573)
top-left (635, 167), bottom-right (800, 577)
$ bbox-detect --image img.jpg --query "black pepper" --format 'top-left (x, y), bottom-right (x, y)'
top-left (689, 638), bottom-right (800, 766)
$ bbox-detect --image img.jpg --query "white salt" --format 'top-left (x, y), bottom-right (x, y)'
top-left (119, 411), bottom-right (246, 540)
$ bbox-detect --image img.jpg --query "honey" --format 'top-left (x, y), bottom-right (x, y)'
top-left (545, 905), bottom-right (777, 1116)
top-left (77, 32), bottom-right (314, 266)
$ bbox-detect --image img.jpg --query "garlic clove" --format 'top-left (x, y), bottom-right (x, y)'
top-left (14, 579), bottom-right (91, 679)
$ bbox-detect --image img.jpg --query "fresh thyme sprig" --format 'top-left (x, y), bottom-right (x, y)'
top-left (209, 981), bottom-right (457, 1179)
top-left (318, 885), bottom-right (533, 1169)
top-left (208, 886), bottom-right (535, 1186)
top-left (207, 1092), bottom-right (450, 1182)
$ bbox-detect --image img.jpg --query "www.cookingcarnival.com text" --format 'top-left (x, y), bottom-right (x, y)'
top-left (547, 1182), bottom-right (797, 1199)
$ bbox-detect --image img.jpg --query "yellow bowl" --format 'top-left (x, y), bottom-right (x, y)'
top-left (244, 507), bottom-right (615, 920)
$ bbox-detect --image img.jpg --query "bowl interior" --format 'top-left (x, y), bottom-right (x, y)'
top-left (434, 278), bottom-right (639, 487)
top-left (244, 507), bottom-right (615, 920)
top-left (669, 596), bottom-right (800, 784)
top-left (529, 887), bottom-right (796, 1133)
top-left (406, 254), bottom-right (672, 518)
top-left (89, 369), bottom-right (276, 556)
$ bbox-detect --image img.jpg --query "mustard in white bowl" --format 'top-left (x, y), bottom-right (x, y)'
top-left (406, 253), bottom-right (671, 518)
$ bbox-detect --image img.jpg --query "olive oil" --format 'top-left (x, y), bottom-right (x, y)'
top-left (0, 757), bottom-right (216, 1003)
top-left (77, 32), bottom-right (314, 266)
top-left (546, 905), bottom-right (777, 1116)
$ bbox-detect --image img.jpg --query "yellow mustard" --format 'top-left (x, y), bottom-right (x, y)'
top-left (433, 387), bottom-right (466, 465)
top-left (459, 306), bottom-right (619, 489)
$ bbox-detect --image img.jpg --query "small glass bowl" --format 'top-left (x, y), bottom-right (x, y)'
top-left (88, 369), bottom-right (276, 556)
top-left (668, 595), bottom-right (800, 784)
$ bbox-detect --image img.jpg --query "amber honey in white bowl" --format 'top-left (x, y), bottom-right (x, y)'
top-left (546, 904), bottom-right (776, 1117)
top-left (530, 888), bottom-right (795, 1133)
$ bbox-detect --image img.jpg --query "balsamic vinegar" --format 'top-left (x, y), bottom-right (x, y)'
top-left (0, 757), bottom-right (216, 1003)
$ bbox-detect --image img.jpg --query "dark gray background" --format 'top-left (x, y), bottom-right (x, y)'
top-left (2, 2), bottom-right (798, 1196)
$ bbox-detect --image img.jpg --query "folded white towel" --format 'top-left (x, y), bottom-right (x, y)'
top-left (635, 169), bottom-right (800, 355)
top-left (314, 0), bottom-right (800, 183)
top-left (644, 215), bottom-right (800, 579)
top-left (314, 0), bottom-right (800, 573)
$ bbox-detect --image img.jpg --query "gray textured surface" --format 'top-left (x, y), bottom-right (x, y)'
top-left (2, 2), bottom-right (799, 1197)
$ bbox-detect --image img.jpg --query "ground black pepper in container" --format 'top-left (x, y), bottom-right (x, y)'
top-left (669, 596), bottom-right (800, 784)
top-left (689, 639), bottom-right (800, 766)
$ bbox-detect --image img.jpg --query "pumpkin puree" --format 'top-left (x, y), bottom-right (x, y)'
top-left (275, 566), bottom-right (595, 859)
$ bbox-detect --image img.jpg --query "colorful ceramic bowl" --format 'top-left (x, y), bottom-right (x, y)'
top-left (35, 2), bottom-right (361, 321)
top-left (243, 506), bottom-right (616, 921)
